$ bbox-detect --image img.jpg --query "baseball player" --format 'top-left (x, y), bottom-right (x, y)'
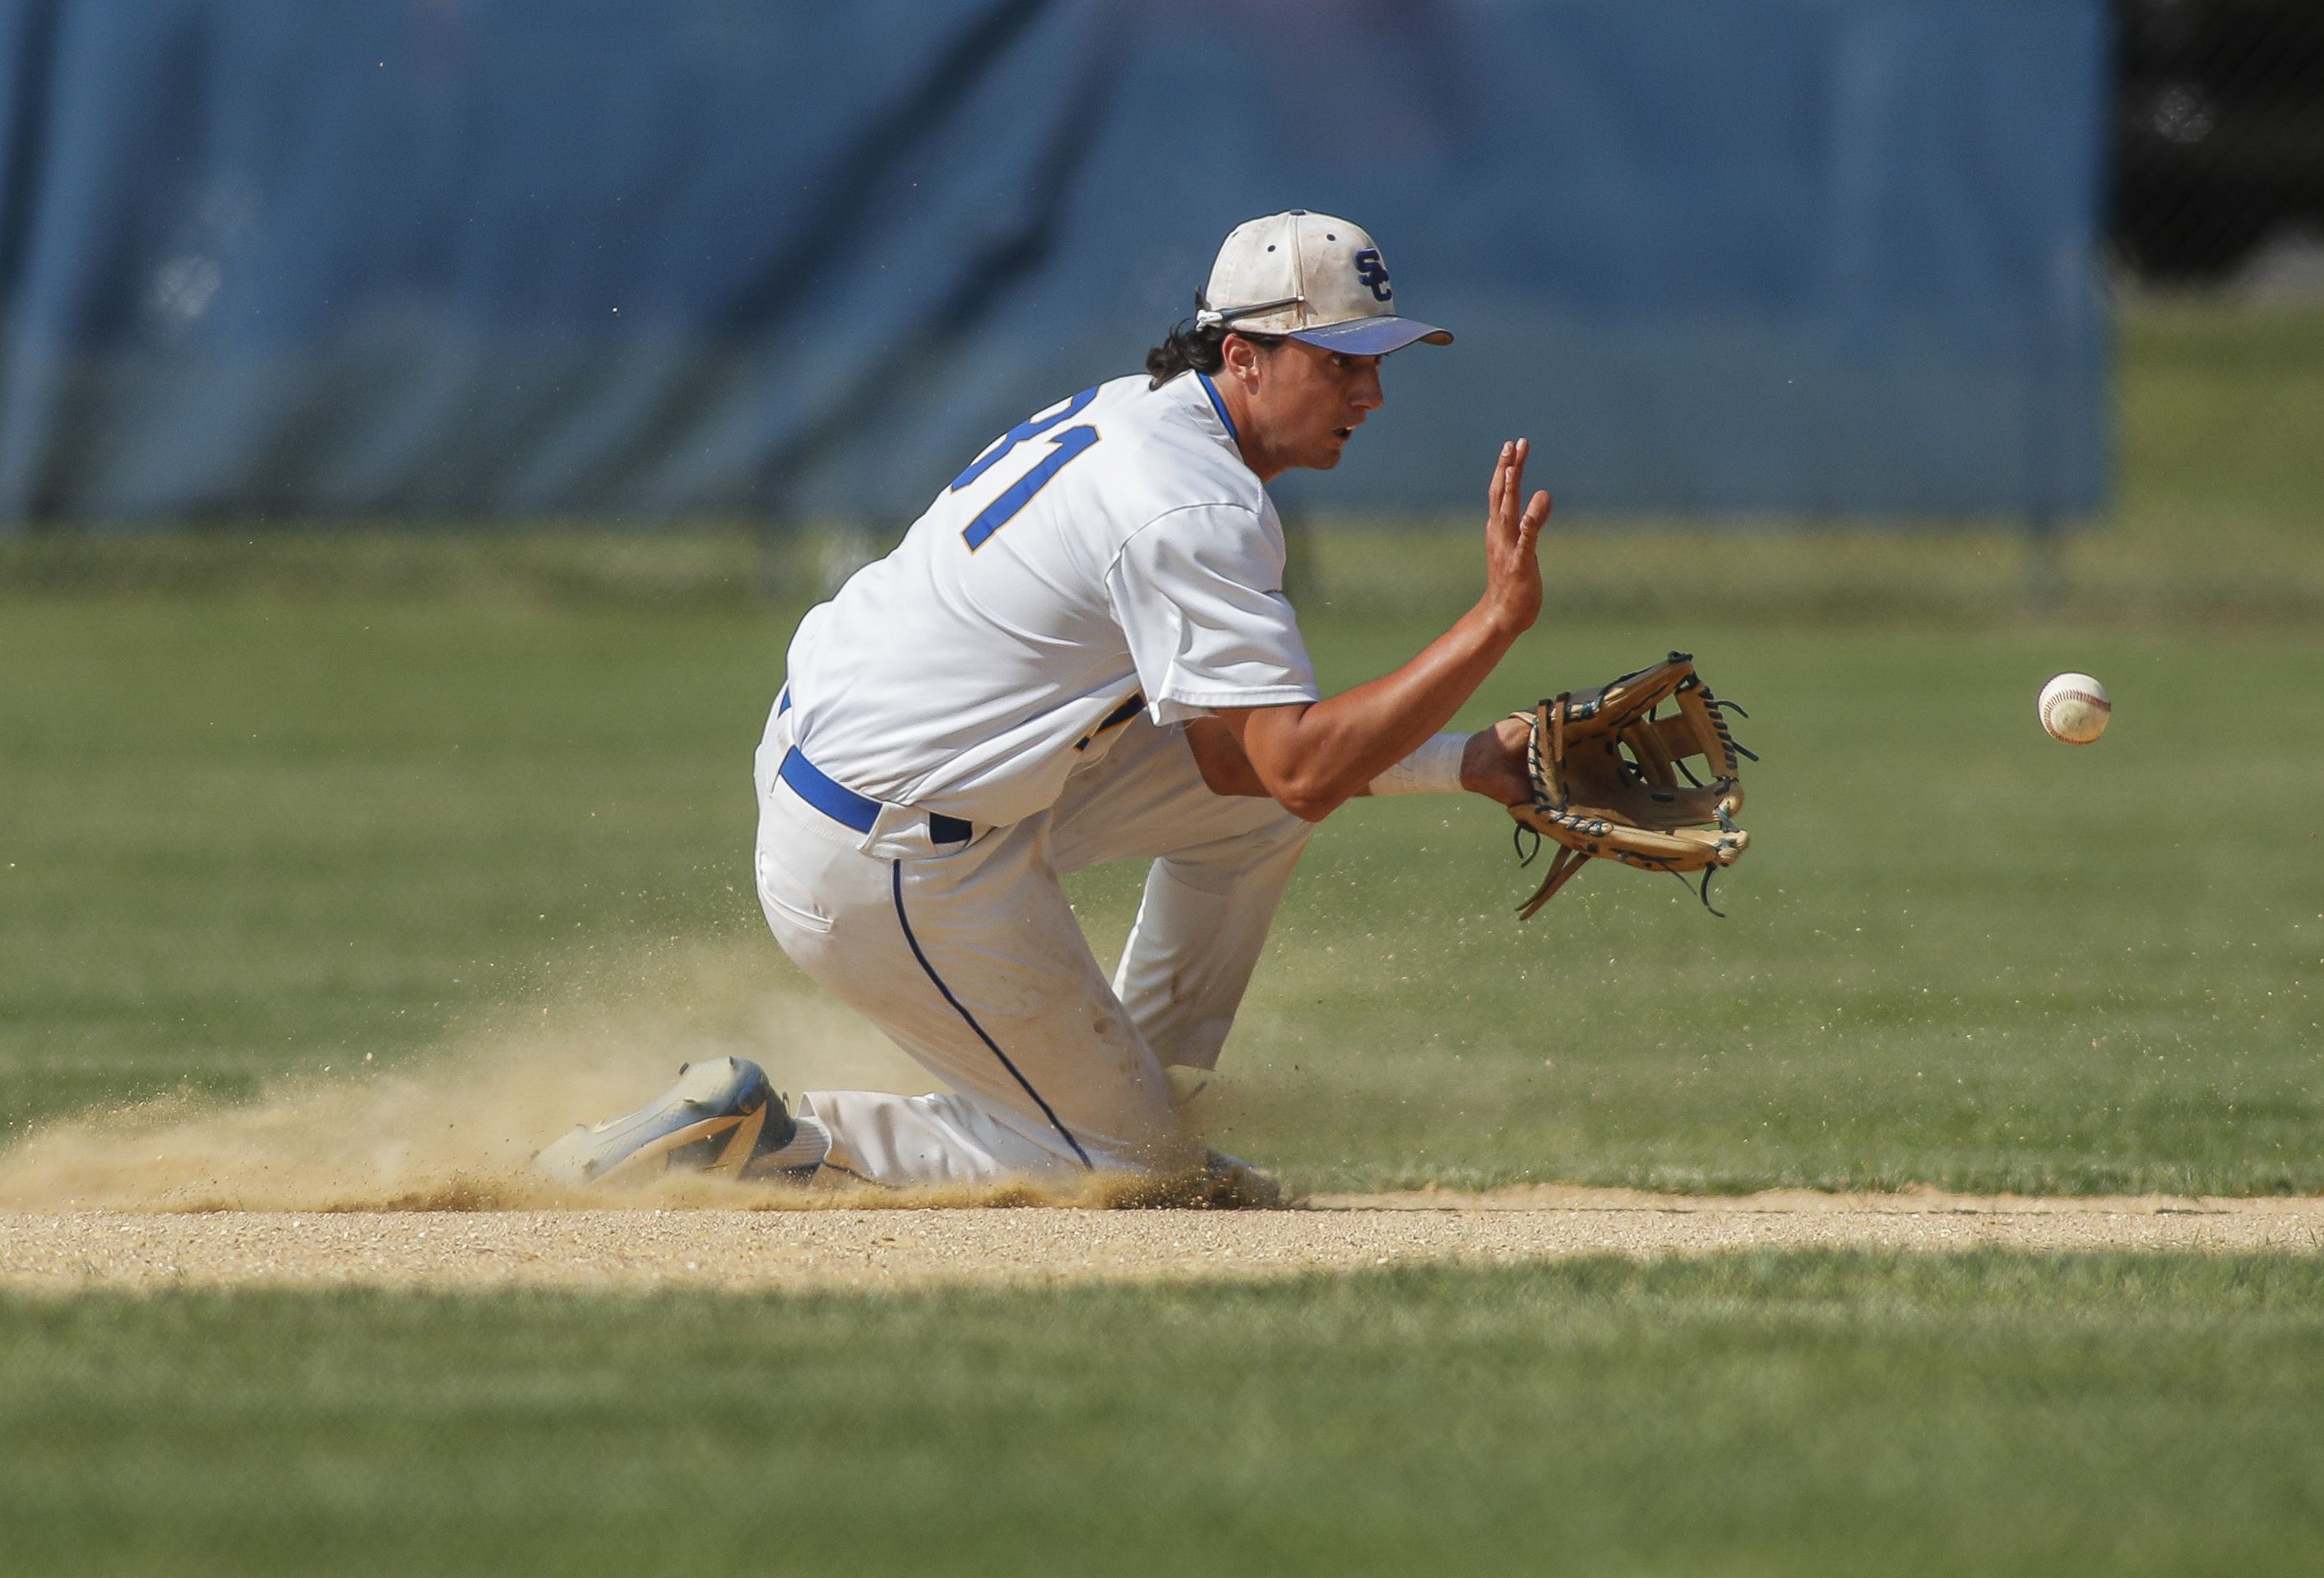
top-left (538, 211), bottom-right (1549, 1192)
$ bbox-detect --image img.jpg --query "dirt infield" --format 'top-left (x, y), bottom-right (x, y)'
top-left (5, 1189), bottom-right (2319, 1293)
top-left (2, 1020), bottom-right (2316, 1293)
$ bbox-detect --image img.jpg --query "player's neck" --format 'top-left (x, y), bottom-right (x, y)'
top-left (1211, 378), bottom-right (1289, 483)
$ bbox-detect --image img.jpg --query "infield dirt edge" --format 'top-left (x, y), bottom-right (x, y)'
top-left (7, 1189), bottom-right (2322, 1294)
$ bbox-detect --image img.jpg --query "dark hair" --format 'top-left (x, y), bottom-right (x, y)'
top-left (1145, 319), bottom-right (1286, 388)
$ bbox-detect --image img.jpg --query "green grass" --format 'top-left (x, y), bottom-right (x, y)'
top-left (0, 595), bottom-right (789, 1132)
top-left (0, 266), bottom-right (2319, 1578)
top-left (10, 597), bottom-right (2314, 1195)
top-left (5, 1253), bottom-right (2324, 1576)
top-left (0, 294), bottom-right (2319, 1193)
top-left (1197, 617), bottom-right (2324, 1194)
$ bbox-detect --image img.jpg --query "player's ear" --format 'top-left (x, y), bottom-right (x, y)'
top-left (1220, 332), bottom-right (1262, 382)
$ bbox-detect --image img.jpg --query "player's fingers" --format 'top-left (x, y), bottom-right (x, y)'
top-left (1496, 441), bottom-right (1530, 536)
top-left (1521, 490), bottom-right (1552, 544)
top-left (1498, 442), bottom-right (1539, 547)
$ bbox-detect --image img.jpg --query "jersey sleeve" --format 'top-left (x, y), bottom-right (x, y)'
top-left (1106, 503), bottom-right (1320, 722)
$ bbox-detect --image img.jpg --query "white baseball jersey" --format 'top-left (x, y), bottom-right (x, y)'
top-left (779, 370), bottom-right (1320, 830)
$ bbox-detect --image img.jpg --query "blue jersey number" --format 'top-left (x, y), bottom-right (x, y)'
top-left (952, 389), bottom-right (1100, 551)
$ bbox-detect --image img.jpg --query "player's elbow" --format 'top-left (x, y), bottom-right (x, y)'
top-left (1267, 771), bottom-right (1349, 823)
top-left (1231, 706), bottom-right (1345, 818)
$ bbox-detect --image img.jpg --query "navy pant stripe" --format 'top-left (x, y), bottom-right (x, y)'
top-left (888, 860), bottom-right (1093, 1170)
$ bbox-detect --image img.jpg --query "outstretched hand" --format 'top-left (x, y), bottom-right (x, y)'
top-left (1481, 438), bottom-right (1552, 636)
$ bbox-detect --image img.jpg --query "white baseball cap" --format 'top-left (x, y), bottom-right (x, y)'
top-left (1196, 211), bottom-right (1453, 356)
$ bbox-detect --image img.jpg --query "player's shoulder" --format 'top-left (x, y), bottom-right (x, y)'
top-left (1081, 372), bottom-right (1265, 518)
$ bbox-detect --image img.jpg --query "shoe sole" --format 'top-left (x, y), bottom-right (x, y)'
top-left (587, 1101), bottom-right (771, 1186)
top-left (535, 1058), bottom-right (777, 1186)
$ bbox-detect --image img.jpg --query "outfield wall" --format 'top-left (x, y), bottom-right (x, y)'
top-left (0, 0), bottom-right (2108, 526)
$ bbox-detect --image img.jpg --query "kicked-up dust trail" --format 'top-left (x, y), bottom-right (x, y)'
top-left (0, 942), bottom-right (937, 1213)
top-left (0, 940), bottom-right (1273, 1216)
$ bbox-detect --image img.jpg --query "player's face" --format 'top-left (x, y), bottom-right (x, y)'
top-left (1224, 336), bottom-right (1385, 477)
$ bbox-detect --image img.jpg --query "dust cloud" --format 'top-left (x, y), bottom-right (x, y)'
top-left (0, 941), bottom-right (941, 1213)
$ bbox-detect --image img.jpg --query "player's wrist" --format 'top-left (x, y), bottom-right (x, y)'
top-left (1368, 733), bottom-right (1468, 796)
top-left (1470, 593), bottom-right (1537, 645)
top-left (1459, 718), bottom-right (1533, 803)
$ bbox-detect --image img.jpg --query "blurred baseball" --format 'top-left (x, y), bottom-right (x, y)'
top-left (2039, 673), bottom-right (2111, 744)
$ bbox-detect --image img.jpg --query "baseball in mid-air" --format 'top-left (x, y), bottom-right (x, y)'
top-left (2038, 672), bottom-right (2112, 744)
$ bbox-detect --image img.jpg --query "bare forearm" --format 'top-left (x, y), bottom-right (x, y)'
top-left (1222, 604), bottom-right (1525, 817)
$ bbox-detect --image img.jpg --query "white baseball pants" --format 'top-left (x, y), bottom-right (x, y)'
top-left (752, 704), bottom-right (1312, 1187)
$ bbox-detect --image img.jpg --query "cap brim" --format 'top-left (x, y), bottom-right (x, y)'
top-left (1287, 316), bottom-right (1455, 355)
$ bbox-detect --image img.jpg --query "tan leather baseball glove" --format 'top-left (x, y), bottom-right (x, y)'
top-left (1508, 652), bottom-right (1753, 918)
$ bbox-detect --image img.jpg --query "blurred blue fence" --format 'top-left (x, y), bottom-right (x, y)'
top-left (0, 0), bottom-right (2108, 527)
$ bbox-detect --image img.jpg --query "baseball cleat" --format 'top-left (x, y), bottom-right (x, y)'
top-left (1203, 1149), bottom-right (1285, 1208)
top-left (534, 1057), bottom-right (806, 1187)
